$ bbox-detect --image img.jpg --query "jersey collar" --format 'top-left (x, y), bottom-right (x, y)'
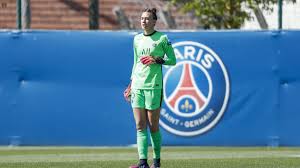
top-left (143, 30), bottom-right (157, 36)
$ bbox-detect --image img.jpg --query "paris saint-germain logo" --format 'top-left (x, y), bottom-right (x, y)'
top-left (160, 41), bottom-right (230, 136)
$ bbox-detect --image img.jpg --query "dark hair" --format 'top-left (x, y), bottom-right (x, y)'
top-left (143, 8), bottom-right (157, 20)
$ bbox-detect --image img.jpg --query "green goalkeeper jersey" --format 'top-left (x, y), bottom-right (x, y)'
top-left (131, 31), bottom-right (176, 89)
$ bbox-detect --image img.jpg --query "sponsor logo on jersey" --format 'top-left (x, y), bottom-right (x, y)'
top-left (160, 41), bottom-right (230, 136)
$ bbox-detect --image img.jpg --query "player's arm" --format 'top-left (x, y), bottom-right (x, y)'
top-left (124, 38), bottom-right (136, 101)
top-left (141, 36), bottom-right (176, 65)
top-left (160, 35), bottom-right (176, 65)
top-left (140, 36), bottom-right (176, 65)
top-left (131, 38), bottom-right (138, 79)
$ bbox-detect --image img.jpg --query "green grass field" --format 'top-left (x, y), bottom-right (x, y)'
top-left (0, 146), bottom-right (300, 168)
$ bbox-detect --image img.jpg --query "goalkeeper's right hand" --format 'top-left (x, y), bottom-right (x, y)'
top-left (123, 83), bottom-right (131, 102)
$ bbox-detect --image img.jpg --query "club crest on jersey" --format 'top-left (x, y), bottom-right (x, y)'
top-left (160, 41), bottom-right (230, 136)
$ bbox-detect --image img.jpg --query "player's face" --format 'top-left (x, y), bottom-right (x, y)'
top-left (141, 12), bottom-right (156, 30)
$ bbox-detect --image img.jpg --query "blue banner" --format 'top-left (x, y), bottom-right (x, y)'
top-left (0, 30), bottom-right (299, 146)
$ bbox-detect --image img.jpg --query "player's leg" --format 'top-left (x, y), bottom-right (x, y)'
top-left (147, 107), bottom-right (160, 133)
top-left (147, 108), bottom-right (161, 168)
top-left (145, 89), bottom-right (163, 168)
top-left (130, 89), bottom-right (150, 168)
top-left (133, 108), bottom-right (148, 159)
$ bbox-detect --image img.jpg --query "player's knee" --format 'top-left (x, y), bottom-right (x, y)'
top-left (136, 121), bottom-right (147, 131)
top-left (149, 125), bottom-right (159, 133)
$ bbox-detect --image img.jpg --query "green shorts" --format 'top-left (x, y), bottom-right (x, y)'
top-left (131, 89), bottom-right (163, 110)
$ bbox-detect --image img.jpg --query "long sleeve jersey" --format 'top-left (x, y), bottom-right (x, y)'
top-left (131, 31), bottom-right (176, 89)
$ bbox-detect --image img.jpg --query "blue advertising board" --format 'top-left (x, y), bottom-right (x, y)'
top-left (0, 30), bottom-right (299, 146)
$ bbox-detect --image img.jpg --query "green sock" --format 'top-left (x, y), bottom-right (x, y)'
top-left (137, 129), bottom-right (148, 159)
top-left (150, 131), bottom-right (161, 159)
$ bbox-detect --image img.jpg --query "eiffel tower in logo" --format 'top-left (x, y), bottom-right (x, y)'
top-left (168, 63), bottom-right (206, 112)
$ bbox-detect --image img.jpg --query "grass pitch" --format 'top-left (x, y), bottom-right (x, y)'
top-left (0, 146), bottom-right (300, 168)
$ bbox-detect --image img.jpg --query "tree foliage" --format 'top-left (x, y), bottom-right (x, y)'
top-left (169, 0), bottom-right (296, 29)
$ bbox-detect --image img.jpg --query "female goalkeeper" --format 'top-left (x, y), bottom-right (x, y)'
top-left (123, 8), bottom-right (176, 168)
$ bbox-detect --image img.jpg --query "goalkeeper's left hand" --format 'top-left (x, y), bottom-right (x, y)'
top-left (140, 56), bottom-right (155, 65)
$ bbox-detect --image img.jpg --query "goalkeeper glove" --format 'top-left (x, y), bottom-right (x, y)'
top-left (140, 56), bottom-right (165, 65)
